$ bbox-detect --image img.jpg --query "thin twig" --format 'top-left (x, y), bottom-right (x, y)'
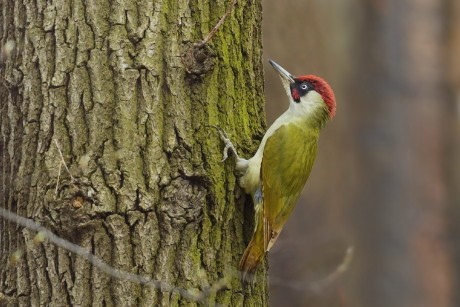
top-left (310, 246), bottom-right (354, 291)
top-left (54, 139), bottom-right (75, 182)
top-left (0, 207), bottom-right (228, 303)
top-left (269, 246), bottom-right (354, 292)
top-left (54, 159), bottom-right (62, 199)
top-left (198, 0), bottom-right (238, 46)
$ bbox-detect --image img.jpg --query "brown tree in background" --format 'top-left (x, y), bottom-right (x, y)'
top-left (447, 0), bottom-right (460, 305)
top-left (262, 1), bottom-right (355, 306)
top-left (347, 1), bottom-right (452, 307)
top-left (0, 0), bottom-right (268, 305)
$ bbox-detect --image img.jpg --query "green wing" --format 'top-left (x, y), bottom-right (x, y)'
top-left (261, 123), bottom-right (319, 251)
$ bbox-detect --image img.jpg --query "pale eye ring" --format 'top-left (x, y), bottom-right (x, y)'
top-left (300, 83), bottom-right (308, 90)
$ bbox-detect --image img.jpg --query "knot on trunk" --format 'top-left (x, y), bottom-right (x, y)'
top-left (159, 177), bottom-right (206, 226)
top-left (44, 179), bottom-right (98, 240)
top-left (183, 43), bottom-right (215, 81)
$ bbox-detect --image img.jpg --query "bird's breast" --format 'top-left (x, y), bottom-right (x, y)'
top-left (238, 110), bottom-right (308, 195)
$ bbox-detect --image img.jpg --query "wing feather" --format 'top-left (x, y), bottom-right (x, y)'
top-left (261, 123), bottom-right (319, 251)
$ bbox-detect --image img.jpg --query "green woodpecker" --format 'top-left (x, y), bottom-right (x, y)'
top-left (216, 60), bottom-right (336, 281)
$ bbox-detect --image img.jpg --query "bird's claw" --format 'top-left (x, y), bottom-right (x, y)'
top-left (209, 125), bottom-right (240, 162)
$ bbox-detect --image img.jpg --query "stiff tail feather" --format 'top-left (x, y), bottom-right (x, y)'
top-left (239, 238), bottom-right (265, 282)
top-left (239, 186), bottom-right (267, 282)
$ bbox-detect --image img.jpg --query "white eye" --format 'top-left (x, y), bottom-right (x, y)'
top-left (300, 84), bottom-right (308, 90)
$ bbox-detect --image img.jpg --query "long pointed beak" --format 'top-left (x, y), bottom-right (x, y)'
top-left (269, 59), bottom-right (295, 83)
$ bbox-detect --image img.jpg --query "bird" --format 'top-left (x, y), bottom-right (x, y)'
top-left (215, 59), bottom-right (336, 281)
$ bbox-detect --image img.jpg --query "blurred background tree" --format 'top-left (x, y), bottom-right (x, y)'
top-left (263, 0), bottom-right (459, 306)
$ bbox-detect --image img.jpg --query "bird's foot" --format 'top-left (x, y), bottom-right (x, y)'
top-left (210, 125), bottom-right (241, 162)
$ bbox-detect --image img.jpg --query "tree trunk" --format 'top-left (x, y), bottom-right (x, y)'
top-left (0, 0), bottom-right (268, 306)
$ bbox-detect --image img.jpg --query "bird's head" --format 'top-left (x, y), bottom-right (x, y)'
top-left (269, 59), bottom-right (336, 119)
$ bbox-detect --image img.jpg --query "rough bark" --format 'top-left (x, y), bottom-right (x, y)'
top-left (0, 0), bottom-right (268, 306)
